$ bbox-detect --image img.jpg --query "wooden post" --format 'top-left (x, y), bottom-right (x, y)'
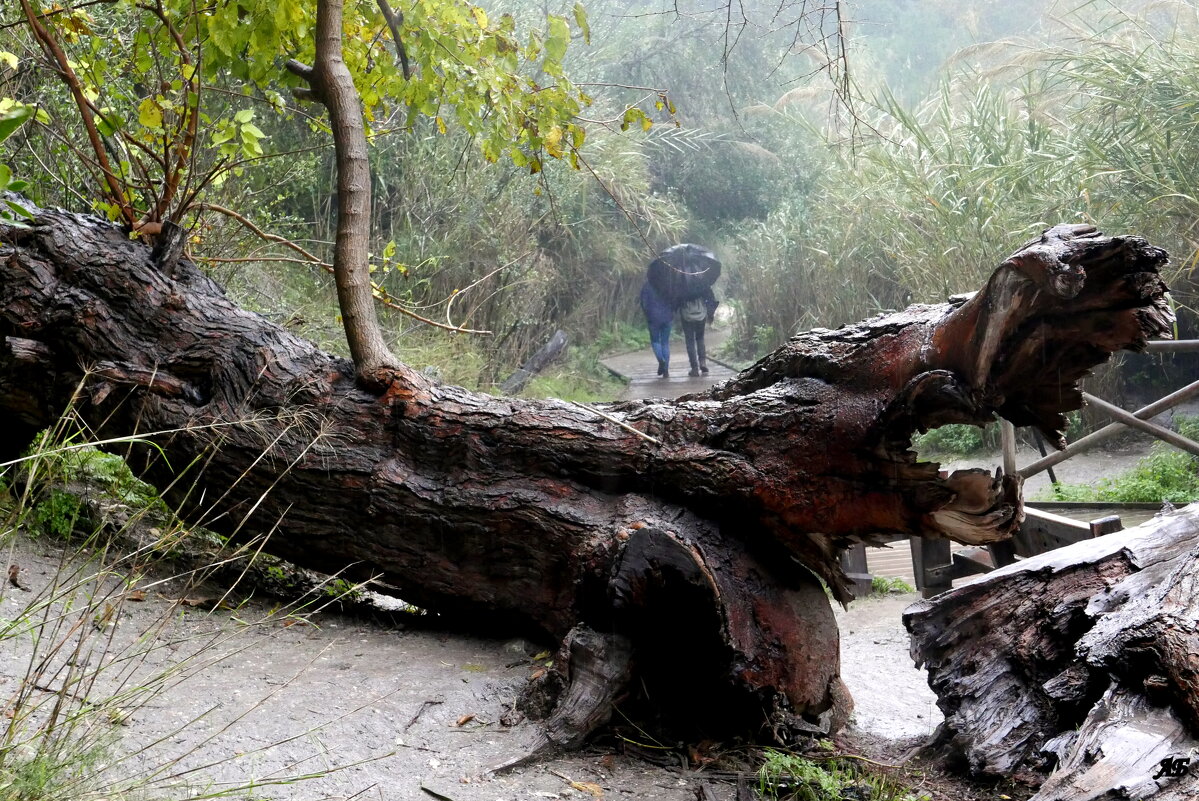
top-left (500, 330), bottom-right (568, 394)
top-left (1089, 515), bottom-right (1123, 538)
top-left (839, 543), bottom-right (873, 598)
top-left (1000, 419), bottom-right (1018, 476)
top-left (911, 537), bottom-right (953, 598)
top-left (990, 419), bottom-right (1020, 567)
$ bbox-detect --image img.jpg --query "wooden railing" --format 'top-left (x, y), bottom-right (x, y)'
top-left (846, 340), bottom-right (1199, 598)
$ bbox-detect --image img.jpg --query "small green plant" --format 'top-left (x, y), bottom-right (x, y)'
top-left (32, 487), bottom-right (84, 538)
top-left (321, 576), bottom-right (366, 603)
top-left (759, 751), bottom-right (844, 800)
top-left (757, 749), bottom-right (927, 801)
top-left (871, 576), bottom-right (915, 595)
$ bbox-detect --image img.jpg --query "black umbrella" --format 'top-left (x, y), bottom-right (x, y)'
top-left (647, 243), bottom-right (721, 304)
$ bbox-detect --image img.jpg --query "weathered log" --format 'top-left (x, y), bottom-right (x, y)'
top-left (905, 504), bottom-right (1199, 800)
top-left (0, 207), bottom-right (1172, 749)
top-left (499, 328), bottom-right (568, 394)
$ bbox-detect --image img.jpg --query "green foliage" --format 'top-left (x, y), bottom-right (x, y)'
top-left (871, 575), bottom-right (915, 595)
top-left (1039, 418), bottom-right (1199, 504)
top-left (594, 321), bottom-right (650, 355)
top-left (913, 423), bottom-right (995, 457)
top-left (517, 342), bottom-right (627, 403)
top-left (728, 5), bottom-right (1199, 357)
top-left (32, 488), bottom-right (84, 539)
top-left (0, 100), bottom-right (35, 225)
top-left (71, 447), bottom-right (160, 507)
top-left (757, 750), bottom-right (927, 801)
top-left (15, 431), bottom-right (165, 542)
top-left (7, 0), bottom-right (601, 223)
top-left (0, 737), bottom-right (115, 801)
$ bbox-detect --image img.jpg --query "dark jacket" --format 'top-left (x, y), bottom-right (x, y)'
top-left (699, 287), bottom-right (719, 320)
top-left (639, 281), bottom-right (674, 327)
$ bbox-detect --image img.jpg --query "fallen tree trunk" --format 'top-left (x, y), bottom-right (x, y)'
top-left (905, 504), bottom-right (1199, 800)
top-left (0, 207), bottom-right (1172, 748)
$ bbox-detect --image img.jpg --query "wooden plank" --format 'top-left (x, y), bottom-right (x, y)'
top-left (951, 546), bottom-right (995, 577)
top-left (1021, 379), bottom-right (1199, 478)
top-left (1028, 501), bottom-right (1162, 511)
top-left (1019, 507), bottom-right (1093, 555)
top-left (1144, 339), bottom-right (1199, 352)
top-left (1082, 392), bottom-right (1199, 458)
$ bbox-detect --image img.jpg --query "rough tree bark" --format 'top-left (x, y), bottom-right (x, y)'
top-left (906, 504), bottom-right (1199, 801)
top-left (0, 210), bottom-right (1172, 750)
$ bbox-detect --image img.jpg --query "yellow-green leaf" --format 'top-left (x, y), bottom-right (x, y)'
top-left (0, 105), bottom-right (33, 143)
top-left (572, 3), bottom-right (590, 45)
top-left (544, 124), bottom-right (563, 156)
top-left (0, 51), bottom-right (18, 71)
top-left (471, 6), bottom-right (488, 29)
top-left (137, 97), bottom-right (163, 130)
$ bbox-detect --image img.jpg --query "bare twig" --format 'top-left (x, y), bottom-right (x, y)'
top-left (570, 402), bottom-right (662, 446)
top-left (404, 698), bottom-right (443, 731)
top-left (17, 0), bottom-right (137, 226)
top-left (194, 203), bottom-right (491, 334)
top-left (375, 0), bottom-right (410, 79)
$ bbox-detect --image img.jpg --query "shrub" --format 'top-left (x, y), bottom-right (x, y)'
top-left (913, 423), bottom-right (995, 457)
top-left (1040, 417), bottom-right (1199, 503)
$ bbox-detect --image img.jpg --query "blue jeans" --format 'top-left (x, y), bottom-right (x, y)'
top-left (648, 321), bottom-right (671, 367)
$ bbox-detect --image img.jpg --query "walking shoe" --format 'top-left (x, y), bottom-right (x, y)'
top-left (700, 364), bottom-right (710, 374)
top-left (656, 360), bottom-right (666, 376)
top-left (688, 368), bottom-right (701, 377)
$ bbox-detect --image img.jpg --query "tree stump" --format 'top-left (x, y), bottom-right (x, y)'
top-left (906, 504), bottom-right (1199, 800)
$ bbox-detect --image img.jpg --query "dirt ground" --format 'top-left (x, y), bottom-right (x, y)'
top-left (0, 438), bottom-right (1168, 800)
top-left (0, 533), bottom-right (1036, 801)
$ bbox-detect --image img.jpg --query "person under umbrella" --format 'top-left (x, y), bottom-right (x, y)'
top-left (644, 244), bottom-right (722, 378)
top-left (678, 286), bottom-right (719, 376)
top-left (639, 278), bottom-right (674, 377)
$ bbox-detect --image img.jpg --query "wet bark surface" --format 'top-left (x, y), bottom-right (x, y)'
top-left (0, 207), bottom-right (1172, 750)
top-left (906, 504), bottom-right (1199, 800)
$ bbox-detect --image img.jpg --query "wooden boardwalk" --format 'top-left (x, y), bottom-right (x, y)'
top-left (600, 327), bottom-right (740, 401)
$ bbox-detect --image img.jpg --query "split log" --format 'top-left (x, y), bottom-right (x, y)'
top-left (0, 207), bottom-right (1172, 749)
top-left (905, 504), bottom-right (1199, 800)
top-left (499, 328), bottom-right (567, 394)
